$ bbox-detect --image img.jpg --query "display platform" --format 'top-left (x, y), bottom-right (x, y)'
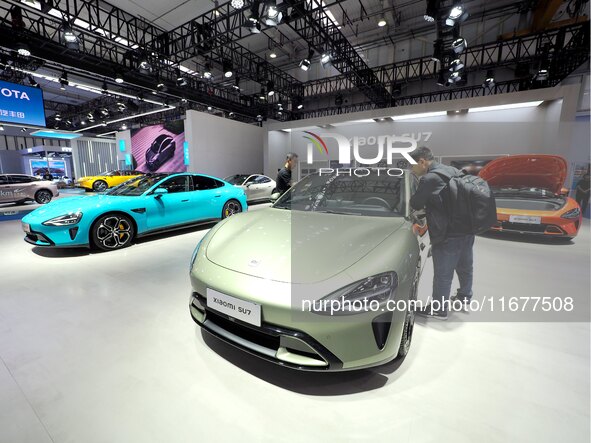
top-left (0, 189), bottom-right (86, 221)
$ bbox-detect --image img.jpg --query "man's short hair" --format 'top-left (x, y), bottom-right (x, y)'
top-left (410, 146), bottom-right (434, 162)
top-left (286, 152), bottom-right (299, 161)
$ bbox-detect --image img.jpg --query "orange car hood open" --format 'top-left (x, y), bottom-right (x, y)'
top-left (479, 155), bottom-right (567, 194)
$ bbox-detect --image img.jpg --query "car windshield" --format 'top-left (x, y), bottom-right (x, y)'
top-left (224, 174), bottom-right (249, 185)
top-left (274, 171), bottom-right (407, 217)
top-left (106, 174), bottom-right (168, 196)
top-left (98, 170), bottom-right (116, 176)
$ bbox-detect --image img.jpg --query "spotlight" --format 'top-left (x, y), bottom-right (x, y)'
top-left (449, 58), bottom-right (464, 71)
top-left (536, 68), bottom-right (549, 81)
top-left (207, 106), bottom-right (213, 111)
top-left (269, 51), bottom-right (277, 59)
top-left (223, 60), bottom-right (233, 78)
top-left (424, 0), bottom-right (438, 22)
top-left (176, 68), bottom-right (188, 87)
top-left (61, 23), bottom-right (79, 49)
top-left (114, 72), bottom-right (124, 84)
top-left (232, 77), bottom-right (241, 91)
top-left (262, 0), bottom-right (283, 26)
top-left (117, 101), bottom-right (126, 110)
top-left (229, 112), bottom-right (235, 118)
top-left (54, 113), bottom-right (62, 121)
top-left (231, 0), bottom-right (244, 8)
top-left (21, 127), bottom-right (27, 133)
top-left (300, 48), bottom-right (314, 71)
top-left (121, 124), bottom-right (127, 130)
top-left (377, 17), bottom-right (387, 27)
top-left (320, 52), bottom-right (332, 67)
top-left (27, 75), bottom-right (39, 88)
top-left (256, 114), bottom-right (263, 122)
top-left (266, 80), bottom-right (275, 96)
top-left (259, 87), bottom-right (266, 100)
top-left (203, 63), bottom-right (213, 79)
top-left (452, 37), bottom-right (467, 54)
top-left (297, 103), bottom-right (303, 110)
top-left (0, 125), bottom-right (4, 131)
top-left (449, 70), bottom-right (462, 82)
top-left (483, 69), bottom-right (495, 87)
top-left (81, 120), bottom-right (86, 125)
top-left (100, 108), bottom-right (109, 116)
top-left (245, 1), bottom-right (261, 33)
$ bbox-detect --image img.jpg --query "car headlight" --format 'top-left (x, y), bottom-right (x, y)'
top-left (561, 207), bottom-right (581, 219)
top-left (42, 212), bottom-right (83, 226)
top-left (311, 272), bottom-right (398, 316)
top-left (190, 239), bottom-right (203, 270)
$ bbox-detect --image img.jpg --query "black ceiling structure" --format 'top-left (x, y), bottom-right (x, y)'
top-left (0, 0), bottom-right (589, 131)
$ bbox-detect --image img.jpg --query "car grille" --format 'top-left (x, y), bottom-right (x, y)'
top-left (499, 221), bottom-right (565, 235)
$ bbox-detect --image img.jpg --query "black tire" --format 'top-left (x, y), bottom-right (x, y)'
top-left (91, 213), bottom-right (135, 251)
top-left (222, 199), bottom-right (242, 219)
top-left (398, 273), bottom-right (419, 358)
top-left (34, 189), bottom-right (53, 204)
top-left (93, 180), bottom-right (108, 192)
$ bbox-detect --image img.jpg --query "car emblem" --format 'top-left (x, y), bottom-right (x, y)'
top-left (248, 259), bottom-right (261, 267)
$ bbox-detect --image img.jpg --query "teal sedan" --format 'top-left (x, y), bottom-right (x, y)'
top-left (21, 173), bottom-right (247, 250)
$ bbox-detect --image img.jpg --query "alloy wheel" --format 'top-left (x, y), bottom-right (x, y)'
top-left (95, 216), bottom-right (133, 249)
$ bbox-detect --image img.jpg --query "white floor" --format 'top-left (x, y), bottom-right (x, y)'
top-left (0, 205), bottom-right (589, 443)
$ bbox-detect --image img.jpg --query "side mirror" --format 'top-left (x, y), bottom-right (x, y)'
top-left (246, 183), bottom-right (252, 188)
top-left (270, 192), bottom-right (281, 203)
top-left (153, 187), bottom-right (168, 199)
top-left (560, 187), bottom-right (569, 196)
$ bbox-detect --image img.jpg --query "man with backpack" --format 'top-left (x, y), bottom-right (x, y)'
top-left (409, 147), bottom-right (496, 320)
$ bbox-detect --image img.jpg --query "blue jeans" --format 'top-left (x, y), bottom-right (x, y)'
top-left (431, 235), bottom-right (475, 313)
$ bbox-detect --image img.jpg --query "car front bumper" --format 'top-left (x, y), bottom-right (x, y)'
top-left (491, 213), bottom-right (581, 237)
top-left (189, 259), bottom-right (407, 371)
top-left (21, 220), bottom-right (89, 247)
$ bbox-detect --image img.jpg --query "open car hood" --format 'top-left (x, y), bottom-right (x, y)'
top-left (479, 155), bottom-right (567, 194)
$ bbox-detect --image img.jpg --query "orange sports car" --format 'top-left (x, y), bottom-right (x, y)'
top-left (479, 155), bottom-right (582, 239)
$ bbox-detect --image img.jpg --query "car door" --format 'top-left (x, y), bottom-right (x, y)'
top-left (252, 175), bottom-right (274, 200)
top-left (8, 175), bottom-right (35, 202)
top-left (144, 175), bottom-right (195, 230)
top-left (190, 175), bottom-right (226, 220)
top-left (0, 175), bottom-right (11, 203)
top-left (242, 175), bottom-right (258, 201)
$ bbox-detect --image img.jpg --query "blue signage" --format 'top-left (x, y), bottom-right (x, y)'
top-left (0, 80), bottom-right (46, 127)
top-left (119, 139), bottom-right (126, 152)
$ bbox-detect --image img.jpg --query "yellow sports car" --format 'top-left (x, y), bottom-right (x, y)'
top-left (75, 170), bottom-right (143, 192)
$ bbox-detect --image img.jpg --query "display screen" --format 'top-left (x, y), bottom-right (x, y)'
top-left (0, 79), bottom-right (46, 127)
top-left (130, 121), bottom-right (186, 173)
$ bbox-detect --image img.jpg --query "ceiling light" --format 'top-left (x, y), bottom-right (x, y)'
top-left (138, 57), bottom-right (152, 74)
top-left (266, 80), bottom-right (275, 96)
top-left (16, 43), bottom-right (31, 57)
top-left (203, 63), bottom-right (213, 79)
top-left (229, 112), bottom-right (235, 118)
top-left (54, 113), bottom-right (62, 121)
top-left (81, 120), bottom-right (86, 125)
top-left (121, 124), bottom-right (127, 130)
top-left (259, 87), bottom-right (266, 100)
top-left (223, 60), bottom-right (233, 78)
top-left (114, 72), bottom-right (124, 84)
top-left (449, 3), bottom-right (464, 20)
top-left (449, 58), bottom-right (464, 71)
top-left (297, 103), bottom-right (303, 110)
top-left (469, 101), bottom-right (544, 113)
top-left (231, 0), bottom-right (245, 8)
top-left (483, 69), bottom-right (495, 87)
top-left (452, 37), bottom-right (467, 54)
top-left (262, 0), bottom-right (283, 26)
top-left (320, 52), bottom-right (332, 67)
top-left (21, 127), bottom-right (27, 133)
top-left (269, 51), bottom-right (277, 59)
top-left (449, 71), bottom-right (462, 82)
top-left (377, 17), bottom-right (387, 27)
top-left (256, 114), bottom-right (263, 122)
top-left (300, 48), bottom-right (314, 71)
top-left (233, 77), bottom-right (241, 90)
top-left (59, 71), bottom-right (68, 90)
top-left (391, 111), bottom-right (447, 120)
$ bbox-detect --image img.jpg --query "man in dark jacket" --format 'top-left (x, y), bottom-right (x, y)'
top-left (276, 152), bottom-right (298, 195)
top-left (409, 147), bottom-right (474, 320)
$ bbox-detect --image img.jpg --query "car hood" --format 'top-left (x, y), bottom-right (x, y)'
top-left (205, 208), bottom-right (406, 284)
top-left (479, 155), bottom-right (567, 194)
top-left (22, 194), bottom-right (140, 223)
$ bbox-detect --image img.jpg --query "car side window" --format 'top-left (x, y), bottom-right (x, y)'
top-left (8, 175), bottom-right (32, 184)
top-left (160, 176), bottom-right (190, 193)
top-left (254, 176), bottom-right (270, 184)
top-left (192, 176), bottom-right (222, 190)
top-left (0, 175), bottom-right (7, 185)
top-left (244, 175), bottom-right (258, 184)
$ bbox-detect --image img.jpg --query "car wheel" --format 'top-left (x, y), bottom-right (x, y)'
top-left (91, 214), bottom-right (135, 251)
top-left (222, 200), bottom-right (242, 219)
top-left (398, 274), bottom-right (418, 358)
top-left (34, 190), bottom-right (53, 204)
top-left (93, 180), bottom-right (108, 192)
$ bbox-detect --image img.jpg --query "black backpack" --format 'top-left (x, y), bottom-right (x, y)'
top-left (433, 170), bottom-right (498, 235)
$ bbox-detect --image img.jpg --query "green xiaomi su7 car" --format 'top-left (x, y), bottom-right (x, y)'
top-left (189, 169), bottom-right (430, 371)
